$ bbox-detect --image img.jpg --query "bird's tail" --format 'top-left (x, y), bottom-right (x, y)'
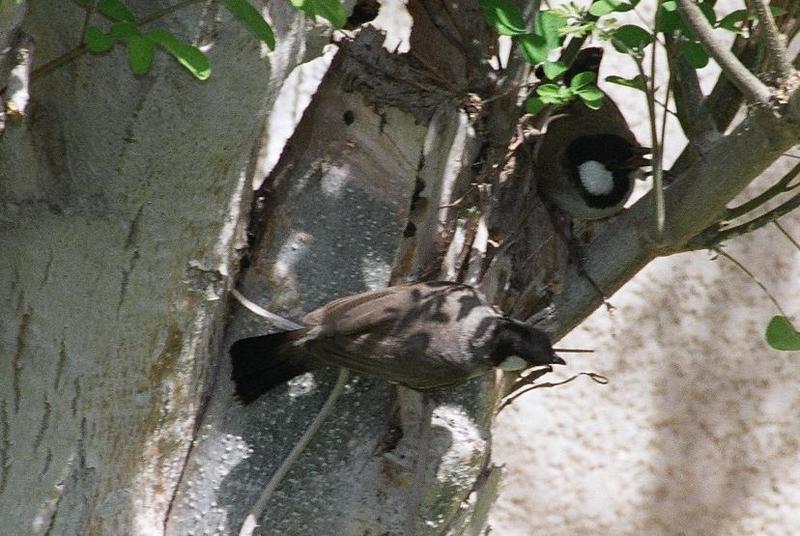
top-left (229, 329), bottom-right (311, 404)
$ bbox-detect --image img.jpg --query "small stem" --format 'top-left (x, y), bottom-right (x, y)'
top-left (23, 0), bottom-right (206, 87)
top-left (774, 220), bottom-right (800, 251)
top-left (749, 0), bottom-right (795, 81)
top-left (238, 368), bottom-right (350, 536)
top-left (79, 1), bottom-right (99, 42)
top-left (714, 247), bottom-right (788, 317)
top-left (725, 161), bottom-right (800, 219)
top-left (676, 0), bottom-right (772, 105)
top-left (30, 46), bottom-right (88, 82)
top-left (690, 192), bottom-right (800, 249)
top-left (635, 54), bottom-right (665, 238)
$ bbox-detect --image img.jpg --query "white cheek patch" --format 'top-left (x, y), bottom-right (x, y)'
top-left (578, 160), bottom-right (614, 195)
top-left (498, 355), bottom-right (529, 371)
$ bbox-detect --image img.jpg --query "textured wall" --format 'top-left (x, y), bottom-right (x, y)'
top-left (491, 221), bottom-right (800, 534)
top-left (490, 2), bottom-right (800, 533)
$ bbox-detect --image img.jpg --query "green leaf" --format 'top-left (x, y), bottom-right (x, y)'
top-left (518, 33), bottom-right (548, 65)
top-left (680, 40), bottom-right (709, 68)
top-left (289, 0), bottom-right (348, 29)
top-left (581, 95), bottom-right (604, 109)
top-left (589, 0), bottom-right (634, 17)
top-left (525, 96), bottom-right (546, 115)
top-left (85, 26), bottom-right (116, 53)
top-left (576, 85), bottom-right (603, 101)
top-left (611, 24), bottom-right (652, 54)
top-left (145, 29), bottom-right (211, 80)
top-left (569, 70), bottom-right (596, 90)
top-left (127, 34), bottom-right (155, 74)
top-left (766, 316), bottom-right (800, 351)
top-left (109, 21), bottom-right (140, 42)
top-left (542, 60), bottom-right (567, 80)
top-left (97, 0), bottom-right (135, 22)
top-left (605, 74), bottom-right (648, 91)
top-left (536, 83), bottom-right (574, 104)
top-left (697, 1), bottom-right (717, 26)
top-left (589, 0), bottom-right (615, 17)
top-left (479, 0), bottom-right (527, 36)
top-left (716, 7), bottom-right (787, 33)
top-left (223, 0), bottom-right (276, 48)
top-left (656, 0), bottom-right (682, 33)
top-left (535, 10), bottom-right (566, 50)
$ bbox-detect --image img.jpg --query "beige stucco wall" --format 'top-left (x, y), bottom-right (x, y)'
top-left (491, 219), bottom-right (800, 534)
top-left (490, 3), bottom-right (800, 532)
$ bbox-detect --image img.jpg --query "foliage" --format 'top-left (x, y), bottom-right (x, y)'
top-left (79, 0), bottom-right (346, 79)
top-left (479, 0), bottom-right (799, 353)
top-left (766, 316), bottom-right (800, 351)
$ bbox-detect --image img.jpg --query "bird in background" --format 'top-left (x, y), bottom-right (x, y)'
top-left (534, 47), bottom-right (651, 221)
top-left (230, 281), bottom-right (565, 404)
top-left (543, 132), bottom-right (651, 220)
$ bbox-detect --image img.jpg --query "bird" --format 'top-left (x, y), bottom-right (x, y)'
top-left (533, 47), bottom-right (650, 221)
top-left (540, 132), bottom-right (651, 220)
top-left (229, 281), bottom-right (564, 403)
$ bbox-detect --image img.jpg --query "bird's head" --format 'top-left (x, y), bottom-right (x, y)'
top-left (491, 319), bottom-right (565, 372)
top-left (565, 134), bottom-right (650, 209)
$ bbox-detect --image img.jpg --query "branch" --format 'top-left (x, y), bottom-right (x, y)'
top-left (676, 0), bottom-right (772, 105)
top-left (664, 33), bottom-right (719, 142)
top-left (538, 92), bottom-right (800, 336)
top-left (705, 36), bottom-right (763, 130)
top-left (688, 191), bottom-right (800, 249)
top-left (725, 160), bottom-right (800, 219)
top-left (749, 0), bottom-right (795, 81)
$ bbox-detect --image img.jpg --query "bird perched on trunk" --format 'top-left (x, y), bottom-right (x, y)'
top-left (534, 48), bottom-right (650, 220)
top-left (230, 281), bottom-right (564, 403)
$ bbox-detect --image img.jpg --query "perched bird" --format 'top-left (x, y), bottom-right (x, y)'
top-left (230, 281), bottom-right (564, 403)
top-left (534, 47), bottom-right (650, 220)
top-left (540, 132), bottom-right (651, 220)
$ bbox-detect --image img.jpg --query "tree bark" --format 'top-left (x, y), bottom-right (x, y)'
top-left (0, 1), bottom-right (318, 533)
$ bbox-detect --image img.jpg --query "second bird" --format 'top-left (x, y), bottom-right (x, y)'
top-left (230, 281), bottom-right (564, 403)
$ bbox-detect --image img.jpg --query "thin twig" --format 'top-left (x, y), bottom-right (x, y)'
top-left (633, 53), bottom-right (666, 238)
top-left (690, 192), bottom-right (800, 248)
top-left (749, 0), bottom-right (795, 80)
top-left (21, 0), bottom-right (206, 88)
top-left (676, 0), bottom-right (772, 105)
top-left (725, 160), bottom-right (800, 219)
top-left (238, 368), bottom-right (350, 536)
top-left (498, 371), bottom-right (608, 413)
top-left (714, 247), bottom-right (788, 317)
top-left (664, 32), bottom-right (718, 140)
top-left (774, 220), bottom-right (800, 250)
top-left (79, 1), bottom-right (99, 42)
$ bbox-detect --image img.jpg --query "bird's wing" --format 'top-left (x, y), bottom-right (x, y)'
top-left (299, 282), bottom-right (487, 389)
top-left (302, 281), bottom-right (477, 337)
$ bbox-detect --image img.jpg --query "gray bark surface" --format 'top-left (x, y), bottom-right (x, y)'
top-left (0, 2), bottom-right (315, 533)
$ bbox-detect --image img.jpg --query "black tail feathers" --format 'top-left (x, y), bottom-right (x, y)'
top-left (229, 329), bottom-right (311, 404)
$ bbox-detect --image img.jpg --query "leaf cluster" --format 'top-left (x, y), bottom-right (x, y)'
top-left (81, 0), bottom-right (347, 79)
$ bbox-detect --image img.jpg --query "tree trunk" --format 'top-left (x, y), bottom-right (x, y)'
top-left (0, 1), bottom-right (319, 533)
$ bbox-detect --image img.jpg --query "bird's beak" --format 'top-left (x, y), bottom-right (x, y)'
top-left (621, 146), bottom-right (652, 169)
top-left (552, 354), bottom-right (567, 366)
